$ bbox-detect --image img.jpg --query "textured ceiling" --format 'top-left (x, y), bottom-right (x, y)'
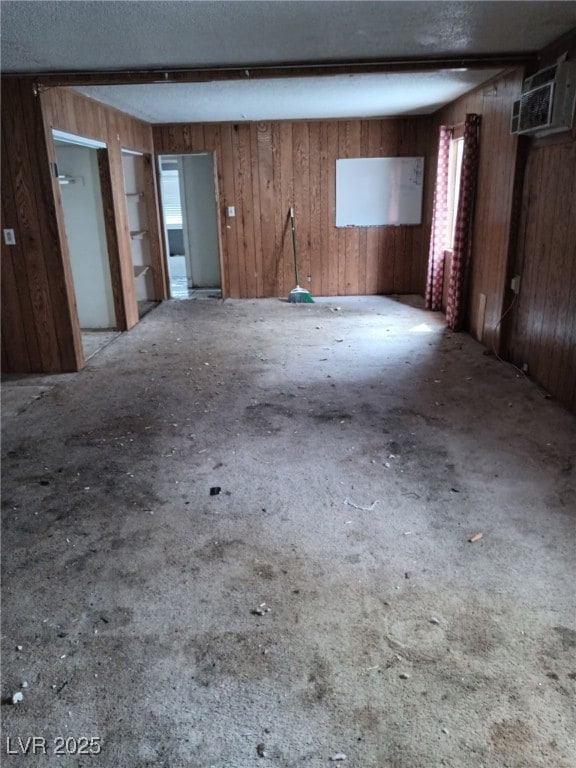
top-left (74, 70), bottom-right (504, 123)
top-left (2, 1), bottom-right (576, 72)
top-left (2, 1), bottom-right (575, 122)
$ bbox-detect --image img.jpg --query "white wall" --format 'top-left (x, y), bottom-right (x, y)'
top-left (56, 146), bottom-right (116, 329)
top-left (181, 154), bottom-right (221, 288)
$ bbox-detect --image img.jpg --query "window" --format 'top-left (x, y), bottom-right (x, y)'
top-left (446, 137), bottom-right (464, 249)
top-left (160, 167), bottom-right (183, 228)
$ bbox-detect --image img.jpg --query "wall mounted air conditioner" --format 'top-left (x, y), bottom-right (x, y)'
top-left (510, 61), bottom-right (576, 136)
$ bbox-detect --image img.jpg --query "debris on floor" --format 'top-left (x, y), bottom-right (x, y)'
top-left (468, 532), bottom-right (484, 543)
top-left (330, 753), bottom-right (347, 761)
top-left (251, 603), bottom-right (271, 616)
top-left (2, 296), bottom-right (574, 767)
top-left (210, 486), bottom-right (221, 496)
top-left (343, 498), bottom-right (380, 511)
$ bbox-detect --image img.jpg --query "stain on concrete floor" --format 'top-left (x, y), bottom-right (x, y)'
top-left (1, 296), bottom-right (575, 767)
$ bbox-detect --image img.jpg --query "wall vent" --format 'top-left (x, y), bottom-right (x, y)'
top-left (511, 61), bottom-right (576, 136)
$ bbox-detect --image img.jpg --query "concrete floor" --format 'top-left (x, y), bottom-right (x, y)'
top-left (168, 254), bottom-right (193, 298)
top-left (168, 255), bottom-right (222, 299)
top-left (1, 295), bottom-right (575, 767)
top-left (81, 332), bottom-right (121, 362)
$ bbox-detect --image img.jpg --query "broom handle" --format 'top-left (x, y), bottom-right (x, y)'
top-left (290, 207), bottom-right (299, 286)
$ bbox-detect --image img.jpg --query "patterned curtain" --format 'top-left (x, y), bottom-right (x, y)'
top-left (425, 126), bottom-right (452, 310)
top-left (445, 114), bottom-right (481, 330)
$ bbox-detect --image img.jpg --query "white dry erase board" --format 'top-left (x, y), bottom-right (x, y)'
top-left (336, 157), bottom-right (424, 227)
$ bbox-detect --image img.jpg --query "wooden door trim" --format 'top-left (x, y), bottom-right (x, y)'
top-left (97, 148), bottom-right (127, 330)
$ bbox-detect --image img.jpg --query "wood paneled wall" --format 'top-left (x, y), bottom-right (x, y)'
top-left (429, 68), bottom-right (524, 347)
top-left (154, 118), bottom-right (433, 298)
top-left (4, 59), bottom-right (573, 408)
top-left (507, 139), bottom-right (576, 410)
top-left (1, 81), bottom-right (164, 373)
top-left (1, 79), bottom-right (82, 372)
top-left (505, 32), bottom-right (576, 412)
top-left (40, 87), bottom-right (165, 329)
top-left (429, 49), bottom-right (576, 413)
top-left (41, 86), bottom-right (153, 153)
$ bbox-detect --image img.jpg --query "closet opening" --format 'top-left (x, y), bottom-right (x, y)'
top-left (121, 149), bottom-right (161, 319)
top-left (53, 129), bottom-right (120, 361)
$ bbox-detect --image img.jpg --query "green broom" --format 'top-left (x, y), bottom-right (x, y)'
top-left (288, 207), bottom-right (314, 303)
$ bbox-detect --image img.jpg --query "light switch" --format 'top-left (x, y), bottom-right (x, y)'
top-left (3, 229), bottom-right (16, 245)
top-left (227, 206), bottom-right (236, 218)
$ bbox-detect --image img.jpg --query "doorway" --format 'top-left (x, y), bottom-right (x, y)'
top-left (158, 154), bottom-right (222, 299)
top-left (53, 131), bottom-right (120, 360)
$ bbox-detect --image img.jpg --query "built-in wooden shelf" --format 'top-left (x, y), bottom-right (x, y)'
top-left (130, 229), bottom-right (147, 239)
top-left (133, 265), bottom-right (150, 278)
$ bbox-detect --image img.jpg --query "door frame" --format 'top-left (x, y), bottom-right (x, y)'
top-left (51, 131), bottom-right (124, 344)
top-left (157, 151), bottom-right (225, 297)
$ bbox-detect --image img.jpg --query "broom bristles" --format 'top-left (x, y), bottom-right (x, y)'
top-left (288, 286), bottom-right (314, 303)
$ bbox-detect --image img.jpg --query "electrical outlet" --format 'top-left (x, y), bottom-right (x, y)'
top-left (227, 206), bottom-right (236, 218)
top-left (510, 275), bottom-right (521, 294)
top-left (3, 228), bottom-right (16, 245)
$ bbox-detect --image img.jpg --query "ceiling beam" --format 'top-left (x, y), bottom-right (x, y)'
top-left (7, 54), bottom-right (538, 88)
